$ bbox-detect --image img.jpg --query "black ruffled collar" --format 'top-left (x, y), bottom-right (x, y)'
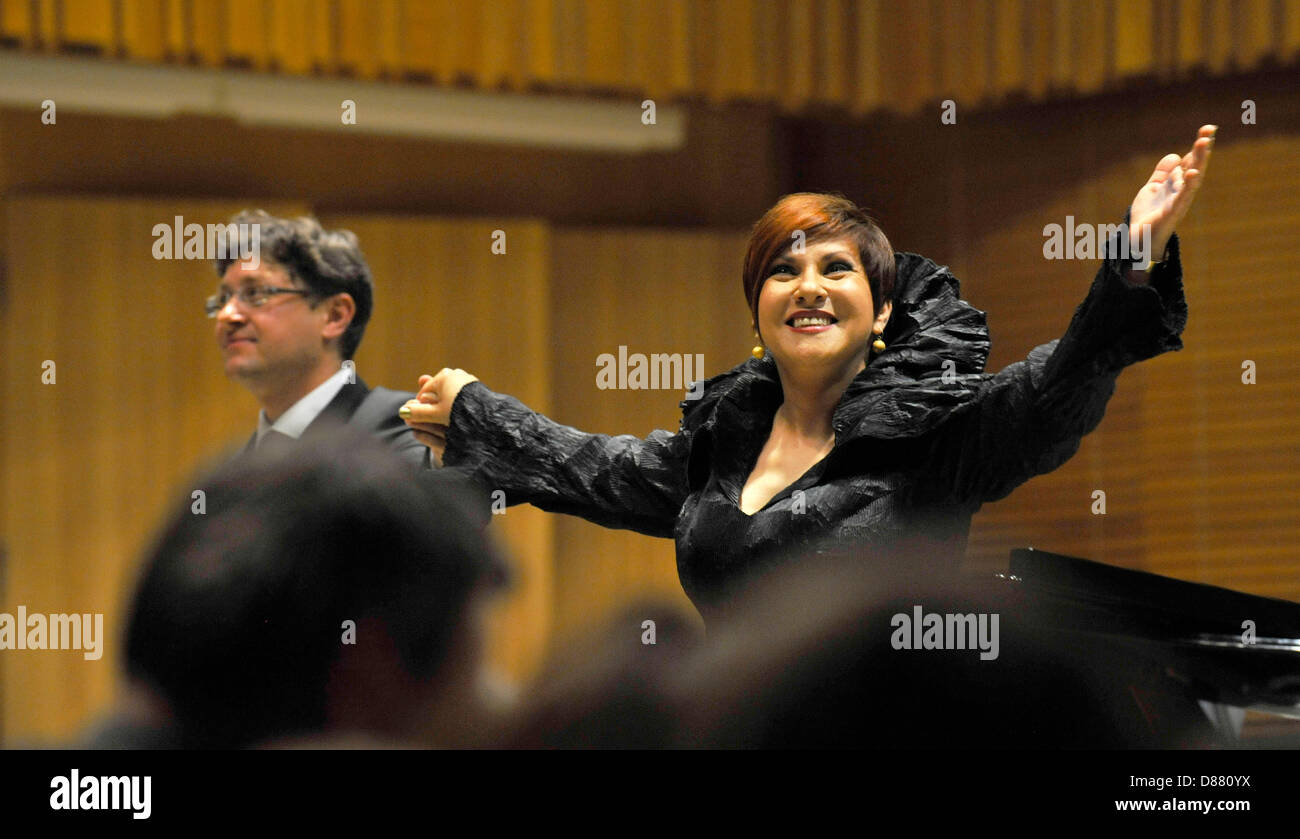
top-left (681, 252), bottom-right (992, 443)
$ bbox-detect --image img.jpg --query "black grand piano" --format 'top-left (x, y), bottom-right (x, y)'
top-left (999, 548), bottom-right (1300, 747)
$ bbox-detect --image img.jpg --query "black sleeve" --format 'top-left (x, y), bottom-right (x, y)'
top-left (914, 226), bottom-right (1187, 509)
top-left (441, 383), bottom-right (691, 538)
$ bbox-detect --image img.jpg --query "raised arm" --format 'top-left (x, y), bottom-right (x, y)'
top-left (401, 370), bottom-right (690, 537)
top-left (914, 125), bottom-right (1213, 508)
top-left (916, 229), bottom-right (1185, 509)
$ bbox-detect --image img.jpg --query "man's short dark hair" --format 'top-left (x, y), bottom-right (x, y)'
top-left (215, 211), bottom-right (373, 359)
top-left (124, 431), bottom-right (504, 748)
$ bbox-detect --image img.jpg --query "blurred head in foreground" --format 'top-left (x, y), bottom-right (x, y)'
top-left (124, 429), bottom-right (507, 748)
top-left (504, 602), bottom-right (702, 748)
top-left (668, 545), bottom-right (1142, 748)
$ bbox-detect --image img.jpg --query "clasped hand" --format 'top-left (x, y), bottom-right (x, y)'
top-left (400, 368), bottom-right (479, 465)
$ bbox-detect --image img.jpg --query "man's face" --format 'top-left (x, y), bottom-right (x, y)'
top-left (212, 262), bottom-right (327, 385)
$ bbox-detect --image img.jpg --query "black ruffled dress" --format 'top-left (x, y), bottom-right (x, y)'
top-left (445, 228), bottom-right (1187, 621)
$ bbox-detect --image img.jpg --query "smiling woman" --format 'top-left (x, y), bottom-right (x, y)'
top-left (741, 196), bottom-right (896, 516)
top-left (402, 127), bottom-right (1214, 625)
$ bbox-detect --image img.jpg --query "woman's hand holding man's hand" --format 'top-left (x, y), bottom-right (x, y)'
top-left (399, 368), bottom-right (480, 465)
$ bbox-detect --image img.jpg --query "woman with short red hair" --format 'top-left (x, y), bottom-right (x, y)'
top-left (403, 127), bottom-right (1214, 624)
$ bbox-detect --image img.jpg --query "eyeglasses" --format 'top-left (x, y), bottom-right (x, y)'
top-left (205, 285), bottom-right (314, 318)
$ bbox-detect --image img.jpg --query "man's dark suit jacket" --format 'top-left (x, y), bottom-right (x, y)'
top-left (241, 377), bottom-right (490, 526)
top-left (242, 376), bottom-right (428, 468)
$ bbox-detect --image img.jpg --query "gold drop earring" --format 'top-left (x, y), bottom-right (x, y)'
top-left (872, 330), bottom-right (886, 353)
top-left (752, 330), bottom-right (765, 360)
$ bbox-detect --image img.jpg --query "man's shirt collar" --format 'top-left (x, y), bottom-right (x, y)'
top-left (256, 365), bottom-right (354, 445)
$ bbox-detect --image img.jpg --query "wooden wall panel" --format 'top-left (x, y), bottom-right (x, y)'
top-left (1, 195), bottom-right (310, 743)
top-left (1050, 0), bottom-right (1074, 88)
top-left (1175, 0), bottom-right (1207, 69)
top-left (546, 228), bottom-right (751, 640)
top-left (775, 0), bottom-right (816, 109)
top-left (955, 0), bottom-right (991, 105)
top-left (1238, 0), bottom-right (1275, 66)
top-left (937, 0), bottom-right (965, 102)
top-left (1133, 135), bottom-right (1300, 597)
top-left (38, 0), bottom-right (57, 45)
top-left (526, 0), bottom-right (558, 84)
top-left (318, 214), bottom-right (556, 683)
top-left (1, 201), bottom-right (556, 742)
top-left (711, 0), bottom-right (756, 101)
top-left (336, 0), bottom-right (379, 78)
top-left (554, 0), bottom-right (582, 85)
top-left (965, 136), bottom-right (1300, 601)
top-left (798, 76), bottom-right (1300, 604)
top-left (881, 0), bottom-right (930, 114)
top-left (478, 0), bottom-right (520, 88)
top-left (373, 0), bottom-right (401, 78)
top-left (2, 31), bottom-right (1297, 745)
top-left (1206, 0), bottom-right (1236, 73)
top-left (308, 0), bottom-right (333, 72)
top-left (956, 151), bottom-right (1154, 577)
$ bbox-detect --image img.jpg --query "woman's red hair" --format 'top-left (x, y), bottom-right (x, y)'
top-left (742, 193), bottom-right (895, 336)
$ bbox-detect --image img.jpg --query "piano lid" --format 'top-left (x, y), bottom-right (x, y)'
top-left (1004, 547), bottom-right (1300, 710)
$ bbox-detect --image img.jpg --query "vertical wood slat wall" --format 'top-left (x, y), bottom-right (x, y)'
top-left (546, 228), bottom-right (752, 640)
top-left (1, 197), bottom-right (310, 743)
top-left (0, 197), bottom-right (755, 741)
top-left (0, 198), bottom-right (559, 742)
top-left (318, 214), bottom-right (558, 680)
top-left (953, 132), bottom-right (1300, 601)
top-left (3, 136), bottom-right (1299, 741)
top-left (2, 0), bottom-right (1298, 115)
top-left (955, 164), bottom-right (1158, 577)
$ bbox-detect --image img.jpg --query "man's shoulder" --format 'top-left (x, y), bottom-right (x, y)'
top-left (350, 385), bottom-right (429, 469)
top-left (360, 385), bottom-right (416, 407)
top-left (351, 386), bottom-right (415, 430)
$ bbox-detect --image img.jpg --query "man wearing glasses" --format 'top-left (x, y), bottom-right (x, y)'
top-left (207, 210), bottom-right (429, 465)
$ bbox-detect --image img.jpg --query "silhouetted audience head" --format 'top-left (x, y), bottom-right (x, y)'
top-left (504, 602), bottom-right (701, 748)
top-left (123, 429), bottom-right (507, 748)
top-left (115, 460), bottom-right (1195, 750)
top-left (669, 546), bottom-right (1146, 748)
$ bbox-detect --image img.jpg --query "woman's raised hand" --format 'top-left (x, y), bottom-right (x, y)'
top-left (1129, 125), bottom-right (1215, 263)
top-left (399, 368), bottom-right (479, 465)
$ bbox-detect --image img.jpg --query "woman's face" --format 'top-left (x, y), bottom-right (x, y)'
top-left (756, 236), bottom-right (892, 378)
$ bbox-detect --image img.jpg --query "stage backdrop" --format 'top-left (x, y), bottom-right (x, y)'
top-left (3, 113), bottom-right (1299, 743)
top-left (0, 197), bottom-right (561, 742)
